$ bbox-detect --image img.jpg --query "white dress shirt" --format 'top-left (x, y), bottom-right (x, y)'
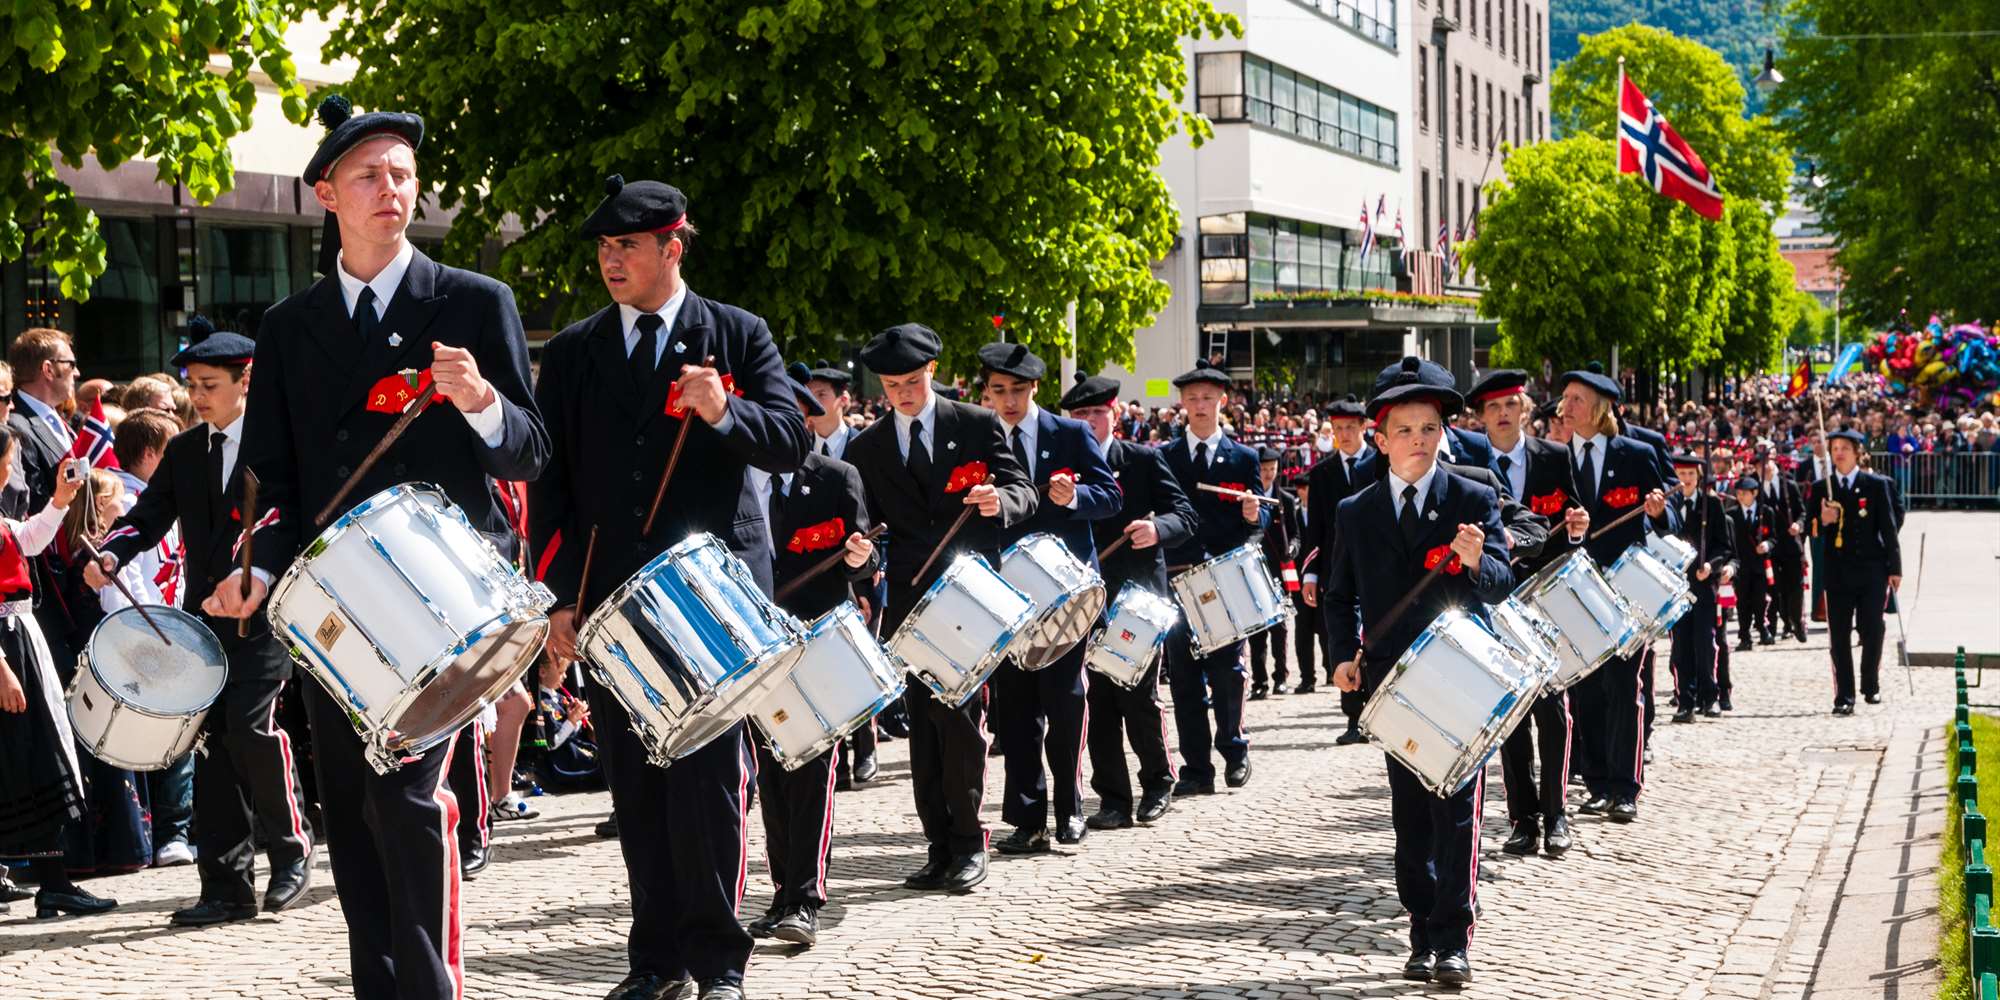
top-left (616, 283), bottom-right (691, 369)
top-left (814, 422), bottom-right (852, 461)
top-left (1388, 463), bottom-right (1439, 520)
top-left (1492, 436), bottom-right (1529, 499)
top-left (1570, 432), bottom-right (1609, 494)
top-left (1185, 426), bottom-right (1228, 467)
top-left (893, 392), bottom-right (939, 462)
top-left (337, 242), bottom-right (505, 447)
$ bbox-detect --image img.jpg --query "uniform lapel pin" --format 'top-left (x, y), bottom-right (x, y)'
top-left (947, 440), bottom-right (958, 450)
top-left (673, 341), bottom-right (686, 354)
top-left (1427, 510), bottom-right (1438, 521)
top-left (800, 484), bottom-right (811, 495)
top-left (387, 332), bottom-right (402, 347)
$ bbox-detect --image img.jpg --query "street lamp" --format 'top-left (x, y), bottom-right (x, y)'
top-left (1754, 47), bottom-right (1785, 95)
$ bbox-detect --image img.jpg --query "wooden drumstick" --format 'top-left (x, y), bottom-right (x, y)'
top-left (1096, 533), bottom-right (1133, 563)
top-left (774, 524), bottom-right (887, 604)
top-left (575, 525), bottom-right (600, 617)
top-left (641, 355), bottom-right (717, 538)
top-left (1196, 482), bottom-right (1283, 505)
top-left (912, 474), bottom-right (993, 586)
top-left (236, 468), bottom-right (260, 638)
top-left (316, 381), bottom-right (438, 528)
top-left (1361, 561), bottom-right (1448, 657)
top-left (79, 538), bottom-right (171, 646)
top-left (1586, 502), bottom-right (1651, 541)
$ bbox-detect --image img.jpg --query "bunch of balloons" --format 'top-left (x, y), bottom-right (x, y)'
top-left (1865, 315), bottom-right (2000, 409)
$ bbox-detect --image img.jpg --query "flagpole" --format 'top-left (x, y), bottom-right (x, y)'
top-left (1615, 57), bottom-right (1626, 174)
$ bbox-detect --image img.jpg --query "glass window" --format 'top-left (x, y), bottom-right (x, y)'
top-left (73, 217), bottom-right (161, 375)
top-left (1196, 52), bottom-right (1245, 121)
top-left (1232, 55), bottom-right (1395, 165)
top-left (198, 224), bottom-right (290, 341)
top-left (1418, 45), bottom-right (1429, 130)
top-left (1295, 81), bottom-right (1319, 143)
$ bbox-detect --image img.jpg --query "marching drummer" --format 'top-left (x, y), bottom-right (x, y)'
top-left (222, 95), bottom-right (549, 1000)
top-left (745, 362), bottom-right (877, 950)
top-left (1160, 360), bottom-right (1266, 795)
top-left (978, 342), bottom-right (1120, 856)
top-left (1327, 357), bottom-right (1514, 987)
top-left (531, 174), bottom-right (808, 1000)
top-left (1298, 393), bottom-right (1371, 717)
top-left (1061, 373), bottom-right (1195, 831)
top-left (842, 323), bottom-right (1037, 893)
top-left (87, 333), bottom-right (313, 928)
top-left (1667, 452), bottom-right (1735, 722)
top-left (1813, 428), bottom-right (1902, 715)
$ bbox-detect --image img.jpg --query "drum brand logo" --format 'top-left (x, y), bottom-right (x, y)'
top-left (316, 611), bottom-right (347, 648)
top-left (1404, 738), bottom-right (1419, 754)
top-left (1197, 589), bottom-right (1219, 605)
top-left (770, 708), bottom-right (790, 725)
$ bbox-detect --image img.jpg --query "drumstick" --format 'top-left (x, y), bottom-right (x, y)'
top-left (641, 355), bottom-right (717, 538)
top-left (774, 524), bottom-right (888, 604)
top-left (236, 468), bottom-right (260, 638)
top-left (79, 538), bottom-right (171, 646)
top-left (1361, 562), bottom-right (1447, 656)
top-left (1097, 533), bottom-right (1133, 563)
top-left (912, 474), bottom-right (994, 586)
top-left (1196, 482), bottom-right (1283, 505)
top-left (316, 381), bottom-right (438, 528)
top-left (1586, 502), bottom-right (1652, 541)
top-left (575, 525), bottom-right (600, 616)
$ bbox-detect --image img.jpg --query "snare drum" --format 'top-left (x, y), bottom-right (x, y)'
top-left (1487, 597), bottom-right (1563, 683)
top-left (752, 603), bottom-right (905, 771)
top-left (1170, 543), bottom-right (1288, 656)
top-left (1517, 550), bottom-right (1638, 690)
top-left (1644, 531), bottom-right (1697, 574)
top-left (1360, 610), bottom-right (1545, 797)
top-left (887, 553), bottom-right (1036, 708)
top-left (1084, 586), bottom-right (1180, 690)
top-left (998, 533), bottom-right (1105, 669)
top-left (1607, 544), bottom-right (1695, 646)
top-left (271, 484), bottom-right (554, 774)
top-left (67, 607), bottom-right (228, 772)
top-left (581, 533), bottom-right (807, 767)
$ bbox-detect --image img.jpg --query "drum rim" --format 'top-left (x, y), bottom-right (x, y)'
top-left (1170, 543), bottom-right (1288, 657)
top-left (79, 606), bottom-right (228, 714)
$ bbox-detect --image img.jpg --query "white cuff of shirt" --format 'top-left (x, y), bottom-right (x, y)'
top-left (712, 408), bottom-right (737, 435)
top-left (1303, 573), bottom-right (1318, 586)
top-left (250, 568), bottom-right (274, 587)
top-left (462, 392), bottom-right (507, 448)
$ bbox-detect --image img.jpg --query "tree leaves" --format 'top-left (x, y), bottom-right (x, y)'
top-left (0, 0), bottom-right (305, 300)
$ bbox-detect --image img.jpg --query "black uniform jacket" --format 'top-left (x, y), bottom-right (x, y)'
top-left (1160, 434), bottom-right (1266, 569)
top-left (1811, 469), bottom-right (1903, 579)
top-left (1088, 438), bottom-right (1196, 602)
top-left (769, 452), bottom-right (877, 622)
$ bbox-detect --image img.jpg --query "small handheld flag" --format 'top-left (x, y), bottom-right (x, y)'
top-left (1785, 357), bottom-right (1812, 399)
top-left (68, 398), bottom-right (121, 471)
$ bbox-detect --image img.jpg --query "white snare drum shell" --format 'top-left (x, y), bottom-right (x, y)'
top-left (1362, 612), bottom-right (1540, 796)
top-left (755, 604), bottom-right (904, 770)
top-left (1171, 543), bottom-right (1287, 655)
top-left (889, 555), bottom-right (1035, 705)
top-left (1085, 587), bottom-right (1180, 689)
top-left (68, 607), bottom-right (228, 771)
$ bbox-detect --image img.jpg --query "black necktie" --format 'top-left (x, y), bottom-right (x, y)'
top-left (907, 420), bottom-right (932, 482)
top-left (768, 475), bottom-right (788, 540)
top-left (1495, 455), bottom-right (1514, 498)
top-left (819, 440), bottom-right (831, 457)
top-left (1576, 442), bottom-right (1597, 508)
top-left (631, 314), bottom-right (664, 383)
top-left (1399, 484), bottom-right (1422, 545)
top-left (208, 430), bottom-right (228, 509)
top-left (1010, 427), bottom-right (1031, 478)
top-left (354, 287), bottom-right (379, 340)
top-left (1194, 441), bottom-right (1209, 471)
top-left (1345, 455), bottom-right (1355, 481)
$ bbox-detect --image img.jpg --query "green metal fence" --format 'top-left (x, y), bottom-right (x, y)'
top-left (1954, 646), bottom-right (2000, 998)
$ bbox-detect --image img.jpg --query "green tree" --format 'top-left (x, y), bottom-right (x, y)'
top-left (1, 2), bottom-right (306, 299)
top-left (1774, 0), bottom-right (2000, 323)
top-left (1550, 1), bottom-right (1785, 116)
top-left (311, 0), bottom-right (1237, 379)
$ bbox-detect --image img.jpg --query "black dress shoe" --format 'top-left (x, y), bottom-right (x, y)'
top-left (1136, 788), bottom-right (1172, 824)
top-left (35, 886), bottom-right (117, 918)
top-left (1671, 709), bottom-right (1695, 724)
top-left (1796, 630), bottom-right (1809, 643)
top-left (745, 903), bottom-right (782, 938)
top-left (1056, 817), bottom-right (1087, 845)
top-left (853, 754), bottom-right (880, 784)
top-left (1579, 796), bottom-right (1610, 815)
top-left (1701, 704), bottom-right (1722, 718)
top-left (1609, 799), bottom-right (1639, 823)
top-left (595, 816), bottom-right (621, 838)
top-left (771, 905), bottom-right (818, 947)
top-left (1433, 949), bottom-right (1472, 985)
top-left (1865, 693), bottom-right (1882, 705)
top-left (1401, 949), bottom-right (1435, 981)
top-left (264, 856), bottom-right (313, 912)
top-left (939, 852), bottom-right (988, 892)
top-left (169, 898), bottom-right (258, 926)
top-left (834, 772), bottom-right (854, 792)
top-left (1543, 817), bottom-right (1573, 857)
top-left (604, 973), bottom-right (693, 1000)
top-left (1224, 758), bottom-right (1252, 788)
top-left (698, 978), bottom-right (744, 1000)
top-left (995, 826), bottom-right (1051, 855)
top-left (1273, 682), bottom-right (1290, 695)
top-left (1832, 703), bottom-right (1854, 716)
top-left (460, 845), bottom-right (489, 880)
top-left (0, 875), bottom-right (30, 902)
top-left (1294, 681), bottom-right (1317, 694)
top-left (1172, 776), bottom-right (1216, 797)
top-left (1085, 807), bottom-right (1133, 831)
top-left (1501, 819), bottom-right (1538, 855)
top-left (903, 856), bottom-right (948, 890)
top-left (1248, 686), bottom-right (1269, 701)
top-left (1719, 696), bottom-right (1734, 711)
top-left (1335, 727), bottom-right (1368, 746)
top-left (1735, 641), bottom-right (1752, 652)
top-left (987, 737), bottom-right (1005, 757)
top-left (1758, 634), bottom-right (1775, 646)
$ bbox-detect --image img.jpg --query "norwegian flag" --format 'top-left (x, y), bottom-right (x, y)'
top-left (231, 507), bottom-right (281, 558)
top-left (1617, 68), bottom-right (1725, 221)
top-left (1357, 196), bottom-right (1377, 270)
top-left (68, 398), bottom-right (120, 470)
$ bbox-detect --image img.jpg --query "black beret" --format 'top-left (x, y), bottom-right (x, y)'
top-left (172, 332), bottom-right (257, 368)
top-left (860, 323), bottom-right (942, 376)
top-left (1258, 447), bottom-right (1281, 463)
top-left (1533, 398), bottom-right (1561, 422)
top-left (1827, 428), bottom-right (1868, 447)
top-left (302, 94), bottom-right (424, 185)
top-left (1326, 393), bottom-right (1366, 419)
top-left (185, 312), bottom-right (216, 344)
top-left (1366, 356), bottom-right (1463, 421)
top-left (1060, 372), bottom-right (1119, 411)
top-left (781, 361), bottom-right (826, 418)
top-left (581, 174), bottom-right (690, 240)
top-left (1668, 452), bottom-right (1706, 469)
top-left (1288, 472), bottom-right (1313, 488)
top-left (1732, 474), bottom-right (1762, 493)
top-left (977, 341), bottom-right (1046, 381)
top-left (934, 382), bottom-right (963, 402)
top-left (806, 359), bottom-right (851, 389)
top-left (1467, 369), bottom-right (1530, 406)
top-left (1556, 361), bottom-right (1622, 403)
top-left (1171, 360), bottom-right (1232, 389)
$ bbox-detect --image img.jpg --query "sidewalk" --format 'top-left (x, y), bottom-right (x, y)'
top-left (1897, 511), bottom-right (2000, 665)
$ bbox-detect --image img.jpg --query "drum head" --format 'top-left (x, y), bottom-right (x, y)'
top-left (394, 617), bottom-right (549, 749)
top-left (87, 607), bottom-right (227, 714)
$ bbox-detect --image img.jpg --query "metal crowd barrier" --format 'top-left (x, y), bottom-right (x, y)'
top-left (1872, 451), bottom-right (2000, 508)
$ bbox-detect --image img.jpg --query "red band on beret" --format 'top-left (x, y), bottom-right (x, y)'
top-left (650, 215), bottom-right (688, 236)
top-left (1469, 385), bottom-right (1527, 405)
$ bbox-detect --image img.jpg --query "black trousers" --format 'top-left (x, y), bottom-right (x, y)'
top-left (993, 646), bottom-right (1088, 831)
top-left (300, 684), bottom-right (462, 1000)
top-left (1387, 757), bottom-right (1481, 955)
top-left (590, 691), bottom-right (753, 985)
top-left (1572, 651), bottom-right (1645, 802)
top-left (1735, 570), bottom-right (1770, 644)
top-left (1497, 693), bottom-right (1569, 825)
top-left (1084, 661), bottom-right (1174, 814)
top-left (1766, 554), bottom-right (1805, 637)
top-left (1247, 619), bottom-right (1289, 688)
top-left (902, 681), bottom-right (990, 857)
top-left (753, 734), bottom-right (836, 910)
top-left (1165, 624), bottom-right (1248, 784)
top-left (835, 718), bottom-right (877, 783)
top-left (1670, 592), bottom-right (1720, 710)
top-left (1714, 602), bottom-right (1733, 696)
top-left (1640, 645), bottom-right (1657, 741)
top-left (194, 677), bottom-right (311, 905)
top-left (1827, 564), bottom-right (1890, 706)
top-left (447, 719), bottom-right (490, 856)
top-left (1292, 597), bottom-right (1321, 685)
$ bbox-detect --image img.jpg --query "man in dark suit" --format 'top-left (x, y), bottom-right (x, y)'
top-left (977, 342), bottom-right (1119, 854)
top-left (89, 334), bottom-right (312, 928)
top-left (226, 97), bottom-right (551, 1000)
top-left (530, 176), bottom-right (807, 1000)
top-left (1246, 446), bottom-right (1298, 699)
top-left (1797, 433), bottom-right (1834, 622)
top-left (1298, 394), bottom-right (1371, 716)
top-left (1729, 476), bottom-right (1777, 650)
top-left (1756, 453), bottom-right (1808, 642)
top-left (843, 323), bottom-right (1037, 893)
top-left (1160, 361), bottom-right (1267, 795)
top-left (1666, 453), bottom-right (1735, 722)
top-left (1468, 369), bottom-right (1586, 858)
top-left (6, 327), bottom-right (83, 663)
top-left (1556, 367), bottom-right (1675, 825)
top-left (1063, 374), bottom-right (1195, 831)
top-left (1814, 429), bottom-right (1902, 714)
top-left (745, 364), bottom-right (877, 951)
top-left (1327, 357), bottom-right (1514, 987)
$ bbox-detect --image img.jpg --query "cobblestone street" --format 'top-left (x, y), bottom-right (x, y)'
top-left (1, 627), bottom-right (1947, 999)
